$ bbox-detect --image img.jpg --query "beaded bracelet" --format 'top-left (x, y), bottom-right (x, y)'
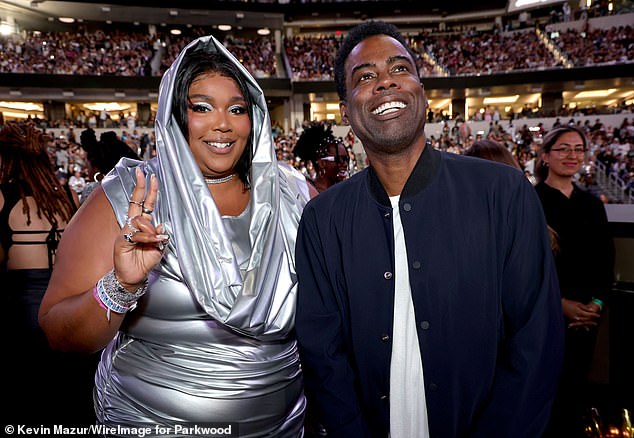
top-left (94, 269), bottom-right (148, 321)
top-left (591, 298), bottom-right (604, 311)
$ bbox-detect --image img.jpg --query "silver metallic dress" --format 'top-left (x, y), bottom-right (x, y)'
top-left (96, 36), bottom-right (309, 437)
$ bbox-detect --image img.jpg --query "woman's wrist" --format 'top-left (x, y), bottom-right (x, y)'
top-left (113, 270), bottom-right (147, 293)
top-left (93, 269), bottom-right (148, 321)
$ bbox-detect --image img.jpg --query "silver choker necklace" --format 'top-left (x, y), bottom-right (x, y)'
top-left (204, 173), bottom-right (236, 185)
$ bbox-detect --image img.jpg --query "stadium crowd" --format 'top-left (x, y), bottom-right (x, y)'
top-left (1, 21), bottom-right (632, 79)
top-left (19, 113), bottom-right (632, 205)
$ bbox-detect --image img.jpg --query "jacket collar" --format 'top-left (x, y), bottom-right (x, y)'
top-left (367, 140), bottom-right (439, 207)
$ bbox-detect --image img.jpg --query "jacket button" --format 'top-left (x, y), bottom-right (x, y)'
top-left (381, 334), bottom-right (390, 342)
top-left (428, 383), bottom-right (438, 391)
top-left (412, 260), bottom-right (421, 269)
top-left (403, 203), bottom-right (412, 212)
top-left (384, 271), bottom-right (393, 280)
top-left (420, 321), bottom-right (430, 330)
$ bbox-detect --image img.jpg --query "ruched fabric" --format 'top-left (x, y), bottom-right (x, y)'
top-left (97, 35), bottom-right (308, 437)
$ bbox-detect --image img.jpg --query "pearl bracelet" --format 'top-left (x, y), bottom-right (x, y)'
top-left (94, 269), bottom-right (148, 321)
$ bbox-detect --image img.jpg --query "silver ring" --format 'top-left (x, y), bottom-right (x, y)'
top-left (129, 199), bottom-right (143, 207)
top-left (157, 241), bottom-right (166, 251)
top-left (125, 215), bottom-right (140, 233)
top-left (123, 232), bottom-right (135, 244)
top-left (142, 207), bottom-right (154, 215)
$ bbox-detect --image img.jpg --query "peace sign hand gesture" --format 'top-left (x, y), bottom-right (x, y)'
top-left (113, 167), bottom-right (169, 291)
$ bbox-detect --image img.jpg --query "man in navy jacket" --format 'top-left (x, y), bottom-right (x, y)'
top-left (295, 21), bottom-right (564, 438)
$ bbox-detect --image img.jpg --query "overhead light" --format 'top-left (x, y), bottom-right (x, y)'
top-left (236, 12), bottom-right (244, 19)
top-left (483, 95), bottom-right (520, 104)
top-left (218, 24), bottom-right (232, 31)
top-left (326, 103), bottom-right (339, 111)
top-left (0, 111), bottom-right (34, 119)
top-left (257, 28), bottom-right (271, 36)
top-left (573, 89), bottom-right (616, 99)
top-left (170, 29), bottom-right (181, 35)
top-left (148, 92), bottom-right (158, 99)
top-left (9, 90), bottom-right (22, 96)
top-left (0, 21), bottom-right (14, 35)
top-left (0, 101), bottom-right (44, 111)
top-left (101, 6), bottom-right (111, 12)
top-left (83, 102), bottom-right (130, 112)
top-left (114, 91), bottom-right (126, 98)
top-left (58, 17), bottom-right (75, 23)
top-left (169, 10), bottom-right (178, 16)
top-left (431, 98), bottom-right (451, 108)
top-left (62, 90), bottom-right (74, 97)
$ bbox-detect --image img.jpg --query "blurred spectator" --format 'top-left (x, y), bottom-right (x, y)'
top-left (292, 121), bottom-right (349, 192)
top-left (78, 128), bottom-right (140, 204)
top-left (463, 139), bottom-right (521, 169)
top-left (0, 122), bottom-right (97, 425)
top-left (535, 125), bottom-right (615, 437)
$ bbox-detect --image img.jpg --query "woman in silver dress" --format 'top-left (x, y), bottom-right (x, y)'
top-left (39, 36), bottom-right (312, 437)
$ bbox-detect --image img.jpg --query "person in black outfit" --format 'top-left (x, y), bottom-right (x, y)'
top-left (0, 122), bottom-right (99, 426)
top-left (293, 122), bottom-right (349, 193)
top-left (535, 125), bottom-right (615, 437)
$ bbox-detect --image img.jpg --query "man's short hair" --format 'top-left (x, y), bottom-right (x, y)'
top-left (334, 20), bottom-right (418, 101)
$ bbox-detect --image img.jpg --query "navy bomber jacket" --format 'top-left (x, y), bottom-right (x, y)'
top-left (295, 144), bottom-right (564, 438)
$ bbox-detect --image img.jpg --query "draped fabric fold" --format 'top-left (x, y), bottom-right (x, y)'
top-left (103, 35), bottom-right (308, 340)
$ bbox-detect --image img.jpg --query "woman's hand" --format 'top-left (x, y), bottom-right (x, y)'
top-left (113, 167), bottom-right (169, 290)
top-left (561, 298), bottom-right (601, 330)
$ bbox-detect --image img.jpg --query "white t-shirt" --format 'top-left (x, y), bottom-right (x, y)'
top-left (389, 195), bottom-right (430, 438)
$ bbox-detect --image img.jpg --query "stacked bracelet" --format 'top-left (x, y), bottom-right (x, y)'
top-left (591, 298), bottom-right (604, 311)
top-left (94, 269), bottom-right (148, 321)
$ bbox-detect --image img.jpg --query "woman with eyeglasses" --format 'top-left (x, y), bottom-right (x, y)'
top-left (535, 125), bottom-right (615, 438)
top-left (293, 122), bottom-right (349, 193)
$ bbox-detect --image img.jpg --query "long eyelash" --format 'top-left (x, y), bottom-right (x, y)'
top-left (189, 101), bottom-right (213, 112)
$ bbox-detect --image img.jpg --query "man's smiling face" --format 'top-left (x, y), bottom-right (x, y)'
top-left (340, 34), bottom-right (427, 156)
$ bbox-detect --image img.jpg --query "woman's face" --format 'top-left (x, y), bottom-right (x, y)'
top-left (542, 131), bottom-right (586, 179)
top-left (319, 142), bottom-right (349, 182)
top-left (187, 73), bottom-right (251, 177)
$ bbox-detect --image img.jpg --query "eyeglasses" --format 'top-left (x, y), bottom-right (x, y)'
top-left (550, 146), bottom-right (586, 156)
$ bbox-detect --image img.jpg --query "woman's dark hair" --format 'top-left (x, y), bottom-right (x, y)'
top-left (535, 125), bottom-right (588, 182)
top-left (0, 122), bottom-right (76, 225)
top-left (173, 47), bottom-right (255, 188)
top-left (80, 128), bottom-right (140, 176)
top-left (464, 139), bottom-right (520, 169)
top-left (334, 20), bottom-right (418, 101)
top-left (293, 122), bottom-right (341, 168)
